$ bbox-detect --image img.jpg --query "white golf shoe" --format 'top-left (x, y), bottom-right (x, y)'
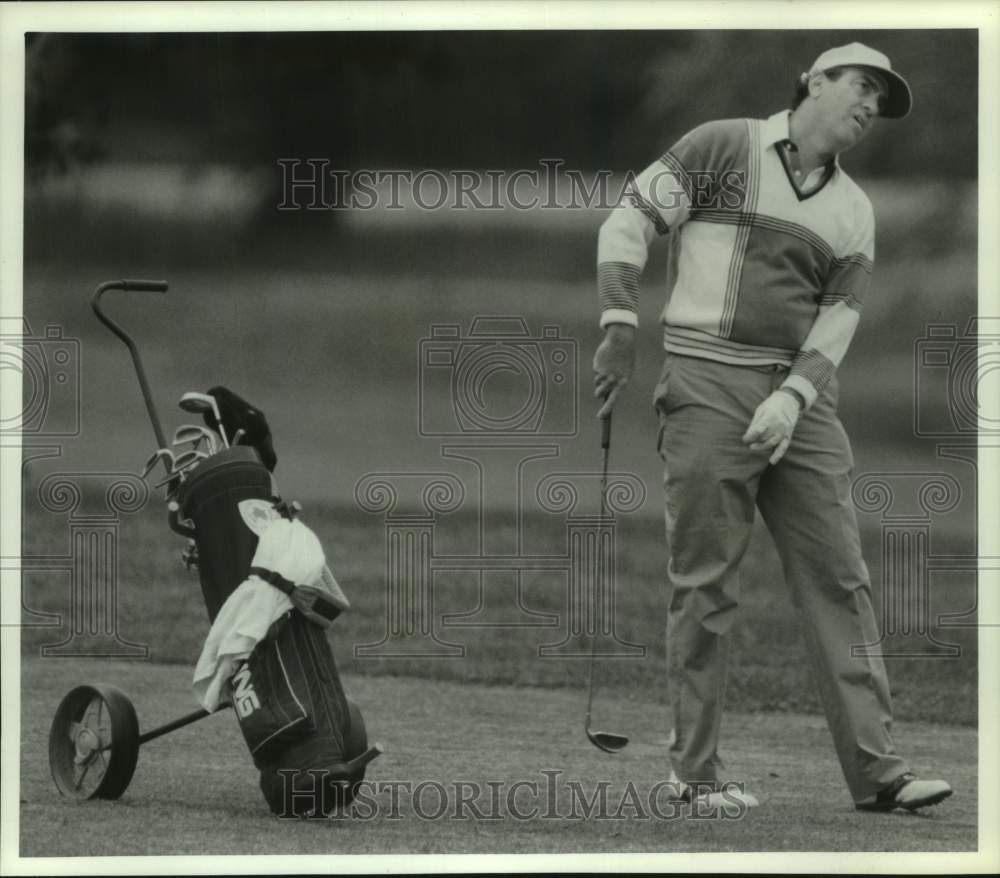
top-left (667, 770), bottom-right (760, 816)
top-left (855, 773), bottom-right (953, 812)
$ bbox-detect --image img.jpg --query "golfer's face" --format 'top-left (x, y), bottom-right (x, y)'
top-left (818, 67), bottom-right (887, 151)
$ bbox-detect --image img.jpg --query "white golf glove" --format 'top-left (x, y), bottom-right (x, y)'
top-left (742, 389), bottom-right (802, 465)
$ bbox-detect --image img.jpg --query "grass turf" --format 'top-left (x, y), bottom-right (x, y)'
top-left (19, 658), bottom-right (977, 857)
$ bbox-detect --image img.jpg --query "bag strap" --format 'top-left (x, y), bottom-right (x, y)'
top-left (249, 565), bottom-right (296, 596)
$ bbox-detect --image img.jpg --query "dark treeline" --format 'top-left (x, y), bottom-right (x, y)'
top-left (26, 29), bottom-right (976, 178)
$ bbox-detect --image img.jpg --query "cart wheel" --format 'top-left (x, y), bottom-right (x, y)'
top-left (48, 683), bottom-right (140, 801)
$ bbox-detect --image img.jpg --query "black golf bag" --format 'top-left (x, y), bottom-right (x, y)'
top-left (177, 445), bottom-right (374, 816)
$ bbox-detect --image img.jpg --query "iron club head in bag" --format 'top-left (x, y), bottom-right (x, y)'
top-left (584, 413), bottom-right (629, 754)
top-left (179, 392), bottom-right (230, 447)
top-left (153, 450), bottom-right (208, 491)
top-left (171, 449), bottom-right (209, 477)
top-left (140, 448), bottom-right (178, 480)
top-left (172, 425), bottom-right (220, 456)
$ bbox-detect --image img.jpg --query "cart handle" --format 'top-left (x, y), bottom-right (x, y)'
top-left (91, 279), bottom-right (170, 451)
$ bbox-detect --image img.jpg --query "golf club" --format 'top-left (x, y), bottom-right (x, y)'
top-left (140, 448), bottom-right (177, 480)
top-left (172, 435), bottom-right (212, 456)
top-left (584, 412), bottom-right (630, 754)
top-left (153, 470), bottom-right (187, 490)
top-left (173, 424), bottom-right (220, 456)
top-left (152, 451), bottom-right (205, 490)
top-left (178, 391), bottom-right (230, 447)
top-left (170, 449), bottom-right (210, 478)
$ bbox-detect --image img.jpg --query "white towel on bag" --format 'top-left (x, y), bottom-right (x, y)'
top-left (192, 499), bottom-right (338, 711)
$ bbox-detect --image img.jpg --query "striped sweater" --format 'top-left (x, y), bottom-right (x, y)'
top-left (597, 110), bottom-right (875, 410)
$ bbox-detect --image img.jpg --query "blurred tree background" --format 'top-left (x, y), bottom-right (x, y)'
top-left (26, 29), bottom-right (976, 179)
top-left (22, 28), bottom-right (979, 277)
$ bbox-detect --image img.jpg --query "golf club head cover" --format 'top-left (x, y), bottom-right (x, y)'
top-left (204, 385), bottom-right (278, 472)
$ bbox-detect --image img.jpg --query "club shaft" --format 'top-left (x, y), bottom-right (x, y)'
top-left (209, 398), bottom-right (230, 446)
top-left (586, 413), bottom-right (612, 727)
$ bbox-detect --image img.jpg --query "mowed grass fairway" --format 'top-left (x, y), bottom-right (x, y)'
top-left (20, 659), bottom-right (977, 856)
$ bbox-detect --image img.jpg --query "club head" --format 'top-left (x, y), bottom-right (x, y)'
top-left (179, 391), bottom-right (230, 447)
top-left (586, 729), bottom-right (629, 754)
top-left (172, 435), bottom-right (205, 452)
top-left (172, 425), bottom-right (219, 454)
top-left (140, 448), bottom-right (176, 479)
top-left (178, 392), bottom-right (216, 414)
top-left (171, 451), bottom-right (208, 481)
top-left (173, 424), bottom-right (210, 441)
top-left (173, 449), bottom-right (208, 468)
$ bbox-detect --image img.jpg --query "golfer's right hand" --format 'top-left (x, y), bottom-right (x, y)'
top-left (593, 324), bottom-right (636, 419)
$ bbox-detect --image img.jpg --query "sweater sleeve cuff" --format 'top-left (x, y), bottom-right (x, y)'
top-left (599, 309), bottom-right (639, 329)
top-left (780, 375), bottom-right (819, 411)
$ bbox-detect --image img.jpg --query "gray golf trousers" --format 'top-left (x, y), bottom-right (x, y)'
top-left (654, 351), bottom-right (909, 802)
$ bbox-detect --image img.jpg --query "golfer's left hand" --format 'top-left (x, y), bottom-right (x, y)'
top-left (742, 390), bottom-right (802, 465)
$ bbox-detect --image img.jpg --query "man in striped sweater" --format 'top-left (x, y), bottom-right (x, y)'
top-left (594, 43), bottom-right (953, 813)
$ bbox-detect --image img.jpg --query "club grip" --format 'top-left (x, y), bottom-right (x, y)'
top-left (121, 279), bottom-right (168, 292)
top-left (600, 413), bottom-right (612, 449)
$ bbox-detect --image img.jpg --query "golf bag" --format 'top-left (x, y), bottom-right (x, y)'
top-left (178, 444), bottom-right (369, 816)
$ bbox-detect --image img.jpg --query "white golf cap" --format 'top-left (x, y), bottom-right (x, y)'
top-left (809, 42), bottom-right (912, 119)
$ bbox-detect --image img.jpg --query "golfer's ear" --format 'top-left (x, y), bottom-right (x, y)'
top-left (238, 499), bottom-right (278, 535)
top-left (807, 71), bottom-right (826, 99)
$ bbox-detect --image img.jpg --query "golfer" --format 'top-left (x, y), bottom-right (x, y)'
top-left (593, 43), bottom-right (952, 812)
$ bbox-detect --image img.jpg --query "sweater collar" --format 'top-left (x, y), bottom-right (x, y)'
top-left (765, 109), bottom-right (840, 173)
